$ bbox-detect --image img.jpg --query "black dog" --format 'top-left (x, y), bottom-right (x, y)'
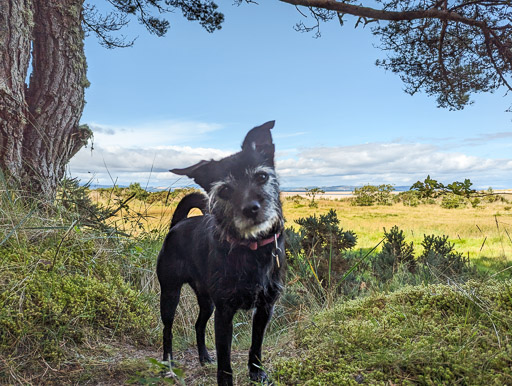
top-left (156, 121), bottom-right (285, 385)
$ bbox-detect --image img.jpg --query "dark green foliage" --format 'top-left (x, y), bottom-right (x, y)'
top-left (419, 234), bottom-right (472, 277)
top-left (445, 179), bottom-right (476, 198)
top-left (373, 2), bottom-right (512, 110)
top-left (293, 1), bottom-right (512, 110)
top-left (353, 184), bottom-right (395, 206)
top-left (410, 175), bottom-right (444, 198)
top-left (286, 209), bottom-right (357, 289)
top-left (295, 209), bottom-right (357, 257)
top-left (411, 175), bottom-right (476, 199)
top-left (372, 226), bottom-right (415, 282)
top-left (127, 182), bottom-right (150, 201)
top-left (83, 0), bottom-right (224, 48)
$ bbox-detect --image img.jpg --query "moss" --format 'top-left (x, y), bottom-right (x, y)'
top-left (0, 224), bottom-right (159, 380)
top-left (274, 280), bottom-right (512, 385)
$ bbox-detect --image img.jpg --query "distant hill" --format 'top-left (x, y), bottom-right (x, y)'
top-left (281, 185), bottom-right (412, 192)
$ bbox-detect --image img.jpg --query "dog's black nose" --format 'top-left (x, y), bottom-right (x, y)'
top-left (243, 201), bottom-right (261, 219)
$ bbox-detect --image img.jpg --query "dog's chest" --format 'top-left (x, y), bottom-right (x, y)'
top-left (209, 247), bottom-right (276, 309)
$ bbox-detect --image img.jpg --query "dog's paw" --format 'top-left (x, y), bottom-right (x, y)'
top-left (249, 369), bottom-right (271, 384)
top-left (199, 353), bottom-right (213, 366)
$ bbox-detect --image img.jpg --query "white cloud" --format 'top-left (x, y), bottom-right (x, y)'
top-left (68, 139), bottom-right (512, 189)
top-left (68, 144), bottom-right (233, 186)
top-left (276, 143), bottom-right (512, 188)
top-left (70, 119), bottom-right (229, 187)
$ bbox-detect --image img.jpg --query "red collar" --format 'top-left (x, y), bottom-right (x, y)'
top-left (226, 233), bottom-right (281, 251)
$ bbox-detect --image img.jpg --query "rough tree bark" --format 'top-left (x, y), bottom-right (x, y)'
top-left (0, 0), bottom-right (91, 199)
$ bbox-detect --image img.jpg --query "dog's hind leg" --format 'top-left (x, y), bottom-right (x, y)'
top-left (248, 303), bottom-right (274, 382)
top-left (160, 284), bottom-right (182, 363)
top-left (190, 284), bottom-right (214, 365)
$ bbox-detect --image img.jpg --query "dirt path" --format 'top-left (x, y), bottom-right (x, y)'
top-left (81, 344), bottom-right (256, 385)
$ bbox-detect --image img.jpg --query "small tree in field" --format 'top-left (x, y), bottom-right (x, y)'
top-left (353, 184), bottom-right (395, 206)
top-left (305, 187), bottom-right (325, 208)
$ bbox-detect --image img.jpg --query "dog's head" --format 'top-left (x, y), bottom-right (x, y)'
top-left (171, 121), bottom-right (282, 240)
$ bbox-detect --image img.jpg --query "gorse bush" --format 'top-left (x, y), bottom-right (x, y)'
top-left (419, 234), bottom-right (472, 278)
top-left (286, 209), bottom-right (357, 290)
top-left (127, 182), bottom-right (150, 201)
top-left (294, 209), bottom-right (357, 257)
top-left (285, 209), bottom-right (475, 306)
top-left (371, 226), bottom-right (415, 282)
top-left (394, 190), bottom-right (422, 206)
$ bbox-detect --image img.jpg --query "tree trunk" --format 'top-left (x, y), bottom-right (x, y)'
top-left (0, 0), bottom-right (91, 200)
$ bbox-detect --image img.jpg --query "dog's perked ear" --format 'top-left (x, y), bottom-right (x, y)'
top-left (170, 160), bottom-right (216, 192)
top-left (241, 121), bottom-right (275, 164)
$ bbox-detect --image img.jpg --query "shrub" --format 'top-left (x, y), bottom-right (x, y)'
top-left (372, 226), bottom-right (415, 282)
top-left (305, 187), bottom-right (325, 208)
top-left (483, 187), bottom-right (508, 203)
top-left (286, 194), bottom-right (306, 208)
top-left (127, 182), bottom-right (150, 201)
top-left (419, 234), bottom-right (472, 277)
top-left (394, 190), bottom-right (421, 206)
top-left (470, 196), bottom-right (481, 208)
top-left (441, 193), bottom-right (467, 209)
top-left (286, 209), bottom-right (357, 289)
top-left (353, 184), bottom-right (394, 206)
top-left (353, 184), bottom-right (378, 206)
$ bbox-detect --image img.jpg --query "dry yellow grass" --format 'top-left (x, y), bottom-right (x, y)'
top-left (283, 196), bottom-right (512, 260)
top-left (90, 190), bottom-right (512, 260)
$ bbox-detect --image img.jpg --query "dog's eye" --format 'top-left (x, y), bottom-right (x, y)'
top-left (254, 172), bottom-right (268, 184)
top-left (218, 185), bottom-right (233, 200)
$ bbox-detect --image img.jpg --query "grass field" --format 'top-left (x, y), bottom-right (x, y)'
top-left (91, 190), bottom-right (512, 262)
top-left (283, 196), bottom-right (512, 261)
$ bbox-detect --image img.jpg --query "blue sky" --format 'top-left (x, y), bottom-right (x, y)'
top-left (68, 1), bottom-right (512, 189)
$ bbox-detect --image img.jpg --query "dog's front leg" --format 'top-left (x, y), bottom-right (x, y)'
top-left (214, 306), bottom-right (235, 386)
top-left (248, 304), bottom-right (274, 382)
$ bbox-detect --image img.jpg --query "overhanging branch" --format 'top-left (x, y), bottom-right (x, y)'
top-left (279, 0), bottom-right (487, 27)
